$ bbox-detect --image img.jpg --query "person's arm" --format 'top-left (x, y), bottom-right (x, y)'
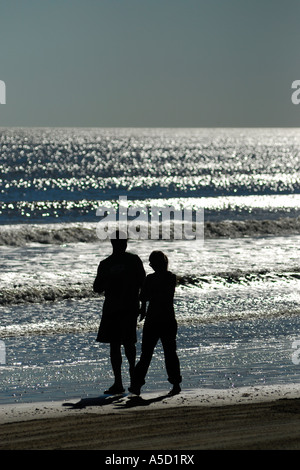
top-left (139, 276), bottom-right (149, 320)
top-left (139, 300), bottom-right (147, 321)
top-left (137, 256), bottom-right (146, 288)
top-left (93, 262), bottom-right (108, 294)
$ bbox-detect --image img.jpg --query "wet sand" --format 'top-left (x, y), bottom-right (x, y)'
top-left (1, 384), bottom-right (300, 450)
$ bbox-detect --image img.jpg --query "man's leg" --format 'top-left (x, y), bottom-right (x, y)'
top-left (105, 342), bottom-right (125, 393)
top-left (124, 342), bottom-right (136, 384)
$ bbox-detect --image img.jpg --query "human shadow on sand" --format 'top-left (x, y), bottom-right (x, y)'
top-left (114, 393), bottom-right (172, 409)
top-left (63, 392), bottom-right (172, 410)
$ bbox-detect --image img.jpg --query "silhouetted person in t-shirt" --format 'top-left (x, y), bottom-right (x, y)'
top-left (129, 250), bottom-right (182, 396)
top-left (93, 230), bottom-right (145, 394)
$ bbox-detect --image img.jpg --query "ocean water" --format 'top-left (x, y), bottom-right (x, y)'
top-left (1, 127), bottom-right (300, 404)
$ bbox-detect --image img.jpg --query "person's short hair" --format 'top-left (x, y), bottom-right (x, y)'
top-left (149, 250), bottom-right (168, 270)
top-left (110, 230), bottom-right (127, 250)
top-left (109, 229), bottom-right (127, 240)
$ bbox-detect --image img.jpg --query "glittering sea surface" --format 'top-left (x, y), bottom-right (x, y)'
top-left (1, 127), bottom-right (300, 403)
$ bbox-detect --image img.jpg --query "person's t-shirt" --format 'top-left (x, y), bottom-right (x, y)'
top-left (140, 270), bottom-right (176, 320)
top-left (94, 251), bottom-right (145, 314)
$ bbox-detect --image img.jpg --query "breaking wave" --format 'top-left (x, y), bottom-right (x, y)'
top-left (1, 268), bottom-right (300, 306)
top-left (0, 318), bottom-right (99, 338)
top-left (0, 223), bottom-right (98, 246)
top-left (0, 281), bottom-right (96, 305)
top-left (1, 216), bottom-right (300, 246)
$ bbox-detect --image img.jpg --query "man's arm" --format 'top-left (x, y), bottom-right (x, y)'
top-left (93, 262), bottom-right (108, 294)
top-left (136, 256), bottom-right (146, 287)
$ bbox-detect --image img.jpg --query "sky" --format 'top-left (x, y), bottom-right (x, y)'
top-left (0, 0), bottom-right (300, 127)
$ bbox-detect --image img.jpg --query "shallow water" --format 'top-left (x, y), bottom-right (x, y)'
top-left (1, 313), bottom-right (300, 404)
top-left (1, 234), bottom-right (300, 403)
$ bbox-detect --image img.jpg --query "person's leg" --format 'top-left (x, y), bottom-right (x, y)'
top-left (161, 324), bottom-right (182, 395)
top-left (129, 323), bottom-right (158, 394)
top-left (123, 342), bottom-right (136, 384)
top-left (105, 342), bottom-right (125, 393)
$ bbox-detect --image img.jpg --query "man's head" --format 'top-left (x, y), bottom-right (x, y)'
top-left (110, 230), bottom-right (128, 254)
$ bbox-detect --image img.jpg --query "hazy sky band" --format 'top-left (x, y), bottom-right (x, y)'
top-left (0, 0), bottom-right (300, 127)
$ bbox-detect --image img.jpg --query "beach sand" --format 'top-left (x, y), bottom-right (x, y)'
top-left (1, 384), bottom-right (300, 450)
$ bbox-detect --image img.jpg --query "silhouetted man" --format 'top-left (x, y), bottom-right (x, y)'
top-left (93, 230), bottom-right (145, 394)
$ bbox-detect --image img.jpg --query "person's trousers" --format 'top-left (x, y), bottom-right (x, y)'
top-left (134, 318), bottom-right (182, 386)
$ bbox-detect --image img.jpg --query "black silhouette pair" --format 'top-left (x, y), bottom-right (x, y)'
top-left (93, 231), bottom-right (182, 396)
